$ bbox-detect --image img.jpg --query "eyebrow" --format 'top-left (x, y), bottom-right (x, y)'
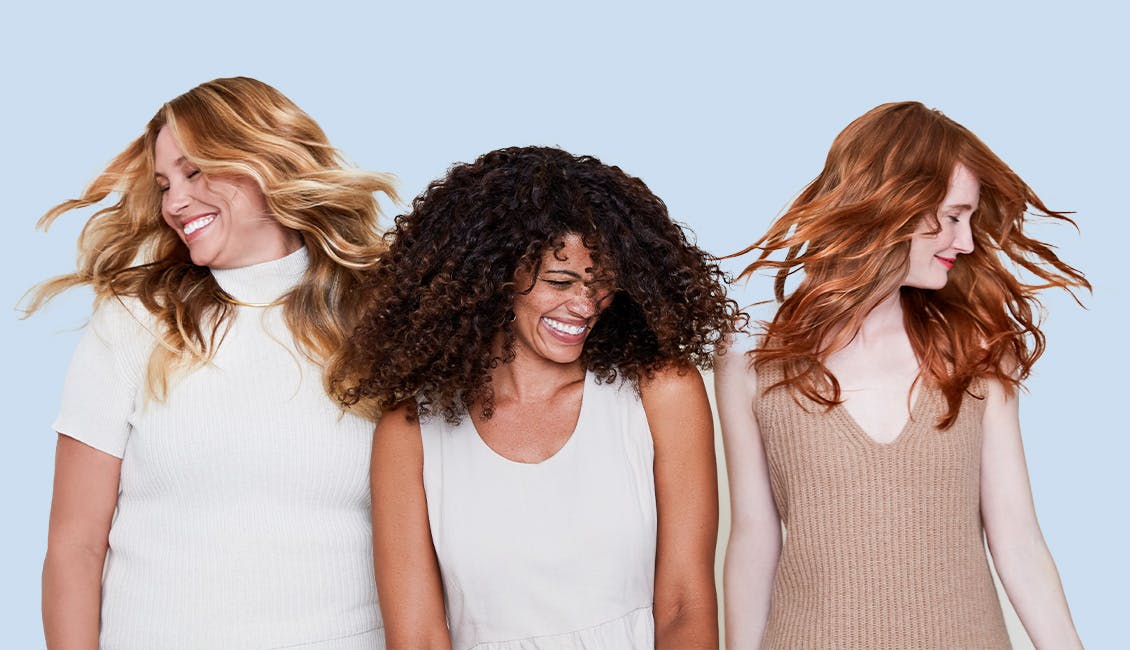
top-left (154, 156), bottom-right (189, 179)
top-left (942, 203), bottom-right (976, 211)
top-left (540, 269), bottom-right (583, 279)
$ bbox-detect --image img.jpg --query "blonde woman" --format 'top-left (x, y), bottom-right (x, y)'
top-left (28, 77), bottom-right (397, 649)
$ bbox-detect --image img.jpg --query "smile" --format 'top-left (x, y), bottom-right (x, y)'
top-left (542, 317), bottom-right (587, 336)
top-left (935, 255), bottom-right (955, 269)
top-left (183, 214), bottom-right (216, 237)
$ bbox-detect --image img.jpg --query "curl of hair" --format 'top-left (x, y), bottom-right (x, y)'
top-left (733, 101), bottom-right (1089, 428)
top-left (330, 146), bottom-right (741, 422)
top-left (23, 76), bottom-right (398, 400)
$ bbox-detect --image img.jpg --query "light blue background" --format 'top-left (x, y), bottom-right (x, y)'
top-left (4, 1), bottom-right (1125, 647)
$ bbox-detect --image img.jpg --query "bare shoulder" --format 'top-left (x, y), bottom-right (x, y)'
top-left (713, 333), bottom-right (759, 398)
top-left (978, 367), bottom-right (1022, 411)
top-left (979, 374), bottom-right (1021, 432)
top-left (639, 364), bottom-right (707, 402)
top-left (374, 403), bottom-right (424, 455)
top-left (638, 364), bottom-right (713, 446)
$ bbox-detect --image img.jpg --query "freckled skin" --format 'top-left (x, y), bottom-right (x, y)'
top-left (904, 163), bottom-right (980, 290)
top-left (509, 234), bottom-right (614, 367)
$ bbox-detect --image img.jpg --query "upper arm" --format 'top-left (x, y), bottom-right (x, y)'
top-left (640, 366), bottom-right (719, 611)
top-left (48, 434), bottom-right (122, 555)
top-left (48, 301), bottom-right (143, 554)
top-left (54, 300), bottom-right (149, 458)
top-left (371, 406), bottom-right (449, 647)
top-left (713, 348), bottom-right (779, 538)
top-left (980, 379), bottom-right (1043, 549)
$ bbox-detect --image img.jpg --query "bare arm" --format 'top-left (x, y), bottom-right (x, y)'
top-left (714, 348), bottom-right (781, 649)
top-left (980, 379), bottom-right (1082, 648)
top-left (372, 405), bottom-right (451, 650)
top-left (43, 434), bottom-right (121, 650)
top-left (641, 366), bottom-right (719, 649)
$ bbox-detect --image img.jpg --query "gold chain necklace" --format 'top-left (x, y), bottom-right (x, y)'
top-left (219, 293), bottom-right (287, 309)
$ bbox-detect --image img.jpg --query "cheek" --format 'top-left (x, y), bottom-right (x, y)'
top-left (938, 223), bottom-right (959, 248)
top-left (204, 177), bottom-right (264, 218)
top-left (159, 200), bottom-right (178, 229)
top-left (908, 236), bottom-right (931, 260)
top-left (230, 179), bottom-right (269, 215)
top-left (594, 291), bottom-right (615, 312)
top-left (510, 292), bottom-right (539, 321)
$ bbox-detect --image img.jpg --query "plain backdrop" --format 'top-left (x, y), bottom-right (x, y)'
top-left (4, 1), bottom-right (1125, 647)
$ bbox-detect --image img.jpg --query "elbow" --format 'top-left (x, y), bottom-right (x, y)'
top-left (654, 585), bottom-right (719, 649)
top-left (382, 622), bottom-right (451, 650)
top-left (383, 632), bottom-right (450, 650)
top-left (984, 516), bottom-right (1047, 561)
top-left (726, 519), bottom-right (782, 566)
top-left (43, 540), bottom-right (109, 576)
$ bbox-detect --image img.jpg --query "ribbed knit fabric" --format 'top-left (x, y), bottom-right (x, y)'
top-left (755, 362), bottom-right (1010, 649)
top-left (53, 248), bottom-right (383, 650)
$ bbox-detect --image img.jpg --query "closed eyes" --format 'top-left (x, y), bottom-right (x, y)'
top-left (155, 168), bottom-right (201, 193)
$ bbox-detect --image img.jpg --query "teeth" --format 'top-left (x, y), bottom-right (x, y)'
top-left (543, 317), bottom-right (586, 336)
top-left (184, 215), bottom-right (215, 235)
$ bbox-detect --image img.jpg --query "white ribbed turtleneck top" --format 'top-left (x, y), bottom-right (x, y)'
top-left (53, 248), bottom-right (384, 649)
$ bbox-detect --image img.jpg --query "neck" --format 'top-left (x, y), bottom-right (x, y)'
top-left (210, 246), bottom-right (308, 305)
top-left (488, 338), bottom-right (586, 402)
top-left (854, 289), bottom-right (906, 346)
top-left (823, 289), bottom-right (906, 354)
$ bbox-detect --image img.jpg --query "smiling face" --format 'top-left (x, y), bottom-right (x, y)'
top-left (153, 126), bottom-right (301, 269)
top-left (903, 163), bottom-right (980, 290)
top-left (509, 233), bottom-right (615, 366)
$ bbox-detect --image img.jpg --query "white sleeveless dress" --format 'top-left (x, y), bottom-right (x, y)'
top-left (420, 372), bottom-right (657, 649)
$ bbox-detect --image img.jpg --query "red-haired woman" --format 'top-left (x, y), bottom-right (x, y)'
top-left (716, 102), bottom-right (1087, 648)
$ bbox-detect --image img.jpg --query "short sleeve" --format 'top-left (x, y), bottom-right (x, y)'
top-left (52, 298), bottom-right (154, 458)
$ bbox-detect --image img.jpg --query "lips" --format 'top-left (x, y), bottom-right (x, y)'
top-left (541, 316), bottom-right (589, 344)
top-left (181, 213), bottom-right (216, 241)
top-left (935, 255), bottom-right (955, 270)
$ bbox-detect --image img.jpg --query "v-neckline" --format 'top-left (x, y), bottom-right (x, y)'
top-left (833, 383), bottom-right (931, 448)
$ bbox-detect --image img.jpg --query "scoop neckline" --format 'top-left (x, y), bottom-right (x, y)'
top-left (469, 371), bottom-right (592, 467)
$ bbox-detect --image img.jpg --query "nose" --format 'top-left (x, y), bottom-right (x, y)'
top-left (952, 220), bottom-right (975, 255)
top-left (566, 286), bottom-right (598, 318)
top-left (163, 181), bottom-right (190, 216)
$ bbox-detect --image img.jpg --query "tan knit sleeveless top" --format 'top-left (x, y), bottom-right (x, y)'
top-left (756, 362), bottom-right (1010, 649)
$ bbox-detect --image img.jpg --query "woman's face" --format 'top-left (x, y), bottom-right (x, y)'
top-left (509, 233), bottom-right (615, 366)
top-left (153, 126), bottom-right (301, 269)
top-left (903, 163), bottom-right (980, 290)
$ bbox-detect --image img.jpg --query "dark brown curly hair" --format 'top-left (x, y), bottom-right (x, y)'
top-left (330, 146), bottom-right (741, 422)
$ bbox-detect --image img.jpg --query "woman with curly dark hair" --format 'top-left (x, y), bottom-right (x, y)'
top-left (332, 146), bottom-right (738, 649)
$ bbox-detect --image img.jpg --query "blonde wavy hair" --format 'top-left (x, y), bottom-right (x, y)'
top-left (734, 101), bottom-right (1089, 428)
top-left (24, 76), bottom-right (398, 401)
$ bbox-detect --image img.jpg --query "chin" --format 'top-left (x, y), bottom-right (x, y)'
top-left (547, 352), bottom-right (585, 365)
top-left (187, 251), bottom-right (216, 268)
top-left (904, 273), bottom-right (950, 291)
top-left (537, 344), bottom-right (586, 365)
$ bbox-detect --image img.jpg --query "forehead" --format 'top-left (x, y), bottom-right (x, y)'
top-left (942, 163), bottom-right (981, 208)
top-left (153, 126), bottom-right (187, 172)
top-left (541, 233), bottom-right (595, 265)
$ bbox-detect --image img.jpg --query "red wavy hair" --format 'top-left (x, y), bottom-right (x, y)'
top-left (734, 101), bottom-right (1089, 428)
